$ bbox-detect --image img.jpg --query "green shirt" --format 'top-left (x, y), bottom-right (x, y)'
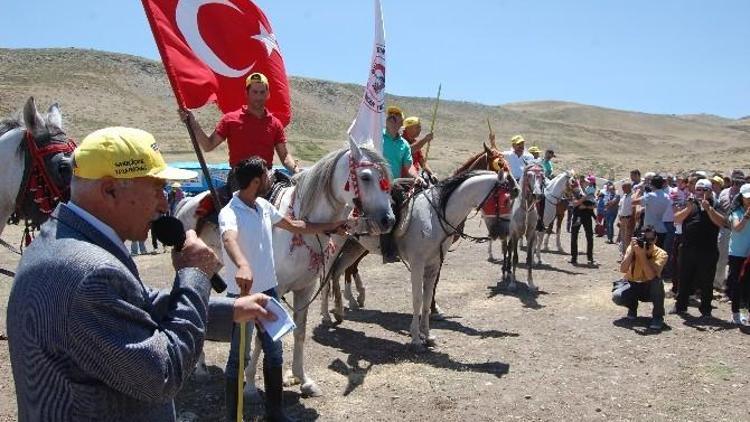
top-left (541, 159), bottom-right (553, 178)
top-left (382, 130), bottom-right (412, 179)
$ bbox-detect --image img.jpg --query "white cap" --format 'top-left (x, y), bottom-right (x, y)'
top-left (740, 183), bottom-right (750, 198)
top-left (695, 179), bottom-right (712, 190)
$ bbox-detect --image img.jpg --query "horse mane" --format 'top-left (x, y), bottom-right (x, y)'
top-left (453, 150), bottom-right (487, 176)
top-left (437, 169), bottom-right (494, 215)
top-left (292, 146), bottom-right (388, 220)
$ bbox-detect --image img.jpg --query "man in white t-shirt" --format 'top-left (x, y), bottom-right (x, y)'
top-left (218, 157), bottom-right (347, 422)
top-left (498, 134), bottom-right (535, 180)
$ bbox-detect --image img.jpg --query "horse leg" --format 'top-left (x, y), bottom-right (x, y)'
top-left (534, 229), bottom-right (544, 266)
top-left (332, 275), bottom-right (344, 324)
top-left (409, 260), bottom-right (427, 352)
top-left (288, 286), bottom-right (322, 397)
top-left (555, 213), bottom-right (564, 251)
top-left (353, 270), bottom-right (366, 308)
top-left (527, 233), bottom-right (538, 291)
top-left (244, 332), bottom-right (263, 403)
top-left (508, 238), bottom-right (518, 290)
top-left (421, 262), bottom-right (441, 347)
top-left (319, 276), bottom-right (333, 325)
top-left (192, 351), bottom-right (210, 381)
top-left (343, 266), bottom-right (357, 309)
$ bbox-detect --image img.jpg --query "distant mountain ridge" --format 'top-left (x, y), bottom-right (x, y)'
top-left (1, 47), bottom-right (748, 176)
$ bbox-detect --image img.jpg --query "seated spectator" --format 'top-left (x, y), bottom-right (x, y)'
top-left (612, 226), bottom-right (668, 330)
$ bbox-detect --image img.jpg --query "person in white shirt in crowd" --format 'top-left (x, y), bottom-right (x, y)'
top-left (713, 170), bottom-right (746, 292)
top-left (500, 134), bottom-right (535, 181)
top-left (218, 157), bottom-right (348, 421)
top-left (617, 180), bottom-right (635, 261)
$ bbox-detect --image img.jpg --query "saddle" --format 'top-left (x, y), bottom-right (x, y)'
top-left (481, 188), bottom-right (512, 219)
top-left (391, 178), bottom-right (420, 239)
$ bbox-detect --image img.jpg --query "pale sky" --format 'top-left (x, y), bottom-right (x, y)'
top-left (2, 0), bottom-right (749, 118)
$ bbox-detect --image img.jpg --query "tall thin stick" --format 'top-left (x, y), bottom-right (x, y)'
top-left (424, 84), bottom-right (442, 163)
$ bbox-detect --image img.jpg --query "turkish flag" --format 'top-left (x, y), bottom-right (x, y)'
top-left (141, 0), bottom-right (291, 126)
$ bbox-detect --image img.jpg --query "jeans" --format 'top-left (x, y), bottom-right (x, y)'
top-left (612, 278), bottom-right (665, 318)
top-left (676, 246), bottom-right (718, 315)
top-left (714, 228), bottom-right (731, 290)
top-left (570, 209), bottom-right (594, 262)
top-left (129, 241), bottom-right (147, 255)
top-left (225, 288), bottom-right (283, 378)
top-left (726, 255), bottom-right (750, 314)
top-left (605, 213), bottom-right (617, 242)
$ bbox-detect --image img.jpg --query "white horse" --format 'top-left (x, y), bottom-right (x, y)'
top-left (0, 97), bottom-right (72, 239)
top-left (176, 139), bottom-right (394, 397)
top-left (533, 171), bottom-right (573, 265)
top-left (501, 163), bottom-right (544, 291)
top-left (320, 170), bottom-right (507, 351)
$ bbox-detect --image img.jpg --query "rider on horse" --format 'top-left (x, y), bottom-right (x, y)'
top-left (402, 116), bottom-right (437, 183)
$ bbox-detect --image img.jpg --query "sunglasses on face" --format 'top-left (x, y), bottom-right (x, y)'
top-left (695, 187), bottom-right (709, 191)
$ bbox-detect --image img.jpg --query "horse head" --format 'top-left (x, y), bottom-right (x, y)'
top-left (345, 137), bottom-right (395, 235)
top-left (22, 97), bottom-right (74, 193)
top-left (523, 163), bottom-right (545, 201)
top-left (483, 142), bottom-right (506, 173)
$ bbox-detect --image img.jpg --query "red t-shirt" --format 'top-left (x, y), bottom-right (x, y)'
top-left (215, 106), bottom-right (286, 167)
top-left (412, 149), bottom-right (424, 170)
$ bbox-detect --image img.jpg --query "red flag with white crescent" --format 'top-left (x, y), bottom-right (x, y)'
top-left (141, 0), bottom-right (291, 126)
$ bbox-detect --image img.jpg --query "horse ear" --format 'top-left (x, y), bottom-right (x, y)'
top-left (46, 103), bottom-right (63, 131)
top-left (23, 97), bottom-right (45, 136)
top-left (483, 142), bottom-right (491, 154)
top-left (348, 136), bottom-right (363, 161)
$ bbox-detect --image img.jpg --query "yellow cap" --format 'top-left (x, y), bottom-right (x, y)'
top-left (245, 72), bottom-right (269, 88)
top-left (171, 182), bottom-right (182, 188)
top-left (403, 116), bottom-right (420, 128)
top-left (387, 106), bottom-right (403, 118)
top-left (511, 135), bottom-right (526, 146)
top-left (73, 127), bottom-right (197, 180)
top-left (712, 175), bottom-right (724, 186)
top-left (528, 146), bottom-right (541, 154)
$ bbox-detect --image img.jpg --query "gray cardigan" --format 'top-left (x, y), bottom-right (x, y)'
top-left (7, 204), bottom-right (235, 421)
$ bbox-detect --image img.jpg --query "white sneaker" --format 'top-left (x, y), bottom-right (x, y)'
top-left (729, 313), bottom-right (744, 325)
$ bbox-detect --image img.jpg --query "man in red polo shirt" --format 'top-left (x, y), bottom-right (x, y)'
top-left (401, 116), bottom-right (435, 182)
top-left (179, 72), bottom-right (300, 176)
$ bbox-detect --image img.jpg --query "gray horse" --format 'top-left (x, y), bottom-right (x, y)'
top-left (0, 97), bottom-right (73, 239)
top-left (320, 170), bottom-right (507, 351)
top-left (501, 163), bottom-right (545, 291)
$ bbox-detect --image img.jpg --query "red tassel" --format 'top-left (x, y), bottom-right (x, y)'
top-left (344, 180), bottom-right (350, 191)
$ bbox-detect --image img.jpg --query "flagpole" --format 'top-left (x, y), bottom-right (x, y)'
top-left (183, 118), bottom-right (223, 211)
top-left (424, 83), bottom-right (442, 163)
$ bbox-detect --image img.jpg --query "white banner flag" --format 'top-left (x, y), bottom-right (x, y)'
top-left (347, 0), bottom-right (386, 153)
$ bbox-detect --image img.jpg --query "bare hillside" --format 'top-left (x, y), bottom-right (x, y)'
top-left (2, 48), bottom-right (749, 176)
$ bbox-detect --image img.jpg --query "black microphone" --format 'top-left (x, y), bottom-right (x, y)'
top-left (152, 215), bottom-right (227, 293)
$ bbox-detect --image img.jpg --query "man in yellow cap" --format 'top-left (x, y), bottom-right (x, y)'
top-left (489, 133), bottom-right (534, 180)
top-left (178, 72), bottom-right (300, 182)
top-left (401, 116), bottom-right (435, 180)
top-left (528, 145), bottom-right (542, 160)
top-left (7, 127), bottom-right (275, 421)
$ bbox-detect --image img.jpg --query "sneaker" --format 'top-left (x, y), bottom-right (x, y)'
top-left (648, 317), bottom-right (664, 330)
top-left (729, 313), bottom-right (743, 325)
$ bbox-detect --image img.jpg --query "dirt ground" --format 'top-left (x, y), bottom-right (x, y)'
top-left (1, 217), bottom-right (749, 421)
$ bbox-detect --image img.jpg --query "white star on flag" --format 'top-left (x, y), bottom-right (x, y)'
top-left (252, 22), bottom-right (280, 56)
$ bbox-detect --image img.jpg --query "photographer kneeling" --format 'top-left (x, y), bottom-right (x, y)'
top-left (612, 226), bottom-right (668, 330)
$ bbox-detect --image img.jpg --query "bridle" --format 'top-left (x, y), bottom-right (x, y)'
top-left (343, 153), bottom-right (390, 219)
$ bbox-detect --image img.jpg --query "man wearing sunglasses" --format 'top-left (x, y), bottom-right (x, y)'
top-left (671, 178), bottom-right (726, 318)
top-left (613, 225), bottom-right (668, 330)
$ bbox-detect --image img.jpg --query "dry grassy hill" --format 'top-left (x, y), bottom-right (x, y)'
top-left (2, 48), bottom-right (749, 177)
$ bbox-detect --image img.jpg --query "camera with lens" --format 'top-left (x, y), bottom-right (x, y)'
top-left (643, 185), bottom-right (653, 193)
top-left (635, 233), bottom-right (651, 248)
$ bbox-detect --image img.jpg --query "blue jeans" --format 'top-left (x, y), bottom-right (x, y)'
top-left (129, 241), bottom-right (147, 255)
top-left (605, 213), bottom-right (617, 241)
top-left (225, 288), bottom-right (283, 378)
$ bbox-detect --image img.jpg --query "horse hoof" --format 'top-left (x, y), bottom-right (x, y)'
top-left (408, 342), bottom-right (428, 354)
top-left (430, 311), bottom-right (446, 321)
top-left (301, 381), bottom-right (323, 398)
top-left (320, 315), bottom-right (334, 326)
top-left (333, 313), bottom-right (344, 325)
top-left (424, 335), bottom-right (437, 347)
top-left (244, 384), bottom-right (263, 404)
top-left (283, 373), bottom-right (302, 387)
top-left (357, 293), bottom-right (366, 308)
top-left (348, 300), bottom-right (360, 310)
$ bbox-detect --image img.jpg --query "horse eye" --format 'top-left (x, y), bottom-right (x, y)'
top-left (360, 173), bottom-right (372, 182)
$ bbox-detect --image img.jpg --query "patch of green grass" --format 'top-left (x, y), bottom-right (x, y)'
top-left (290, 140), bottom-right (327, 162)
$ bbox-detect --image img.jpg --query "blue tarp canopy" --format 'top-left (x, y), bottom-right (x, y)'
top-left (170, 162), bottom-right (291, 194)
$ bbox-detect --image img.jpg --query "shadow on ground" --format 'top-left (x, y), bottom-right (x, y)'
top-left (486, 281), bottom-right (547, 309)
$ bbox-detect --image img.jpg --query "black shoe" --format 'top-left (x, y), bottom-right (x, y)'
top-left (264, 366), bottom-right (295, 422)
top-left (626, 309), bottom-right (637, 320)
top-left (648, 317), bottom-right (664, 331)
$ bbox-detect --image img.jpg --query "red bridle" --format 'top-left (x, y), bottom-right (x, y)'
top-left (343, 154), bottom-right (389, 217)
top-left (23, 130), bottom-right (76, 213)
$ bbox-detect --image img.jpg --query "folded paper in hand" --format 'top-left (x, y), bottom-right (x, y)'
top-left (258, 297), bottom-right (296, 342)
